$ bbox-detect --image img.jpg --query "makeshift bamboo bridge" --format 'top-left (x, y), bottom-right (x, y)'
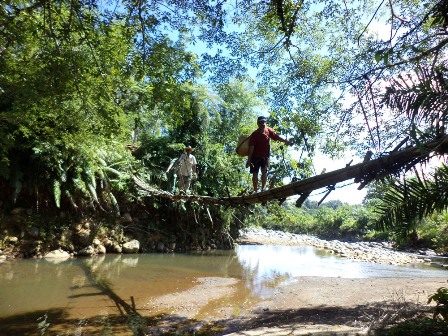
top-left (133, 135), bottom-right (448, 207)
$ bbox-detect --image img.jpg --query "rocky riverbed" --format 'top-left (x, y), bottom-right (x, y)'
top-left (238, 227), bottom-right (447, 267)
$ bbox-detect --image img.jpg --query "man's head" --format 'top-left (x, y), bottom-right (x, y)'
top-left (185, 145), bottom-right (194, 153)
top-left (257, 116), bottom-right (267, 129)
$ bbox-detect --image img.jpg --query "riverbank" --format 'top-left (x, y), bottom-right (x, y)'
top-left (238, 227), bottom-right (445, 266)
top-left (143, 229), bottom-right (448, 335)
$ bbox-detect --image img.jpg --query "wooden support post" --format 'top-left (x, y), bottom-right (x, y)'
top-left (318, 185), bottom-right (335, 206)
top-left (278, 198), bottom-right (287, 205)
top-left (354, 150), bottom-right (373, 183)
top-left (363, 150), bottom-right (373, 163)
top-left (357, 172), bottom-right (380, 190)
top-left (296, 192), bottom-right (311, 208)
top-left (392, 137), bottom-right (409, 152)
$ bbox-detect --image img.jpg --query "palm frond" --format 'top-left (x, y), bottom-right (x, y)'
top-left (375, 163), bottom-right (448, 234)
top-left (383, 67), bottom-right (448, 139)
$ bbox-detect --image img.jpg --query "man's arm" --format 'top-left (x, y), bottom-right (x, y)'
top-left (269, 128), bottom-right (293, 146)
top-left (278, 137), bottom-right (293, 146)
top-left (246, 145), bottom-right (254, 168)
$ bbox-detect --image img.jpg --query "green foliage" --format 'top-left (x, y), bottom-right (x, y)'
top-left (255, 199), bottom-right (381, 241)
top-left (428, 287), bottom-right (448, 320)
top-left (374, 165), bottom-right (448, 240)
top-left (1, 1), bottom-right (448, 261)
top-left (381, 318), bottom-right (448, 336)
top-left (417, 212), bottom-right (448, 253)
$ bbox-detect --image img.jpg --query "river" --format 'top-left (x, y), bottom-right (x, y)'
top-left (0, 245), bottom-right (446, 335)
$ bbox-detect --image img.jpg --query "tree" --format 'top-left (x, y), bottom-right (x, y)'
top-left (0, 1), bottom-right (200, 211)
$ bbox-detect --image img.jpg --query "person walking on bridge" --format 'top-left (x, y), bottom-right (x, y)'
top-left (246, 116), bottom-right (292, 192)
top-left (178, 145), bottom-right (197, 194)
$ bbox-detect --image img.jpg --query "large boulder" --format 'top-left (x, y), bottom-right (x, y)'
top-left (44, 249), bottom-right (70, 260)
top-left (78, 245), bottom-right (95, 256)
top-left (122, 240), bottom-right (140, 253)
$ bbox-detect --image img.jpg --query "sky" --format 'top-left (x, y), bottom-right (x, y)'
top-left (305, 151), bottom-right (367, 205)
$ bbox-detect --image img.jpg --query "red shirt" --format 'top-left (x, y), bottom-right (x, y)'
top-left (249, 127), bottom-right (281, 158)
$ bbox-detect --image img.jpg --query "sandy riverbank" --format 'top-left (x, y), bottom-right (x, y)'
top-left (144, 229), bottom-right (447, 335)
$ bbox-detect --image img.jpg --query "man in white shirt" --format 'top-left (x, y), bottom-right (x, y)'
top-left (178, 145), bottom-right (197, 193)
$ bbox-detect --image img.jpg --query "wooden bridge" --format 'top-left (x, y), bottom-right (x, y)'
top-left (133, 135), bottom-right (448, 207)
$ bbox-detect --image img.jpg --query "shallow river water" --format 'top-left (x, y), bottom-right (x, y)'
top-left (0, 245), bottom-right (447, 335)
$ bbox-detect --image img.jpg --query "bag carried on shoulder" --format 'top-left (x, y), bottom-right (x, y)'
top-left (236, 135), bottom-right (250, 157)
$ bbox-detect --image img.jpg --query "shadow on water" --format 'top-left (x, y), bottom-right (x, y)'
top-left (76, 259), bottom-right (147, 335)
top-left (0, 260), bottom-right (211, 336)
top-left (0, 307), bottom-right (215, 336)
top-left (0, 308), bottom-right (127, 336)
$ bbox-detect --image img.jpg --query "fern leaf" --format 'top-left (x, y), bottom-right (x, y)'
top-left (87, 184), bottom-right (99, 203)
top-left (108, 192), bottom-right (120, 216)
top-left (53, 180), bottom-right (61, 208)
top-left (103, 166), bottom-right (122, 177)
top-left (64, 190), bottom-right (78, 209)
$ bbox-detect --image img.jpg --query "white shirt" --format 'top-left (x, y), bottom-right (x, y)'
top-left (178, 153), bottom-right (197, 176)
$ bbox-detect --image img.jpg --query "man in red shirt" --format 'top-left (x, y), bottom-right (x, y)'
top-left (246, 116), bottom-right (293, 192)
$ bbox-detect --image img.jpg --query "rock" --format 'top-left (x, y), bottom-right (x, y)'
top-left (78, 245), bottom-right (95, 256)
top-left (60, 242), bottom-right (75, 253)
top-left (60, 229), bottom-right (72, 242)
top-left (92, 238), bottom-right (101, 247)
top-left (96, 245), bottom-right (106, 254)
top-left (157, 242), bottom-right (165, 252)
top-left (113, 244), bottom-right (122, 253)
top-left (11, 208), bottom-right (25, 215)
top-left (44, 249), bottom-right (70, 259)
top-left (75, 229), bottom-right (91, 246)
top-left (5, 236), bottom-right (18, 244)
top-left (122, 240), bottom-right (140, 253)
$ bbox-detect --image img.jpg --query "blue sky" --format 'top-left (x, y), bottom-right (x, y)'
top-left (306, 151), bottom-right (367, 204)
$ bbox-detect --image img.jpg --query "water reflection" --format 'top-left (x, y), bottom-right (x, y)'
top-left (235, 245), bottom-right (448, 280)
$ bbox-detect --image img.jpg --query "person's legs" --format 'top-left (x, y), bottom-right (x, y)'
top-left (178, 175), bottom-right (185, 191)
top-left (183, 175), bottom-right (192, 192)
top-left (261, 166), bottom-right (267, 190)
top-left (250, 159), bottom-right (262, 191)
top-left (252, 172), bottom-right (258, 191)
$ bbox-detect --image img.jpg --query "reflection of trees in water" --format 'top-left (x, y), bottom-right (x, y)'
top-left (238, 256), bottom-right (292, 299)
top-left (83, 254), bottom-right (132, 280)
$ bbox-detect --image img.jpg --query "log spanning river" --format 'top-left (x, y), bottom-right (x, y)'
top-left (0, 244), bottom-right (447, 335)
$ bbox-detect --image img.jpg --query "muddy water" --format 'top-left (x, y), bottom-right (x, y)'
top-left (0, 245), bottom-right (446, 335)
